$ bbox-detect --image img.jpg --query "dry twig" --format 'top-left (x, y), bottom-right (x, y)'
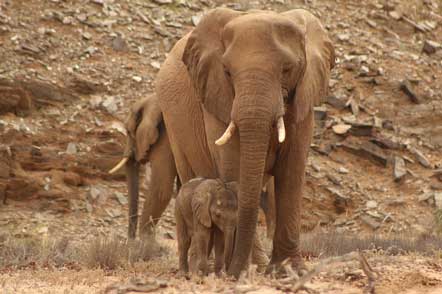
top-left (358, 252), bottom-right (379, 294)
top-left (269, 251), bottom-right (379, 293)
top-left (104, 278), bottom-right (167, 294)
top-left (292, 252), bottom-right (359, 292)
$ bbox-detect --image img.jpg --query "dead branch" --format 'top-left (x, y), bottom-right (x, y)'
top-left (104, 278), bottom-right (167, 294)
top-left (270, 251), bottom-right (379, 293)
top-left (234, 285), bottom-right (260, 293)
top-left (292, 252), bottom-right (359, 292)
top-left (358, 252), bottom-right (379, 294)
top-left (401, 16), bottom-right (428, 32)
top-left (429, 11), bottom-right (442, 22)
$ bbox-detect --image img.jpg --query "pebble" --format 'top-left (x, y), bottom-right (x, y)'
top-left (366, 200), bottom-right (378, 209)
top-left (66, 142), bottom-right (77, 155)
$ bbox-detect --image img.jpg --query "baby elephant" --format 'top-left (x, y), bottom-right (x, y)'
top-left (175, 177), bottom-right (238, 276)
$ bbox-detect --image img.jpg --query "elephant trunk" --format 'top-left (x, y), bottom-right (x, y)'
top-left (227, 71), bottom-right (277, 277)
top-left (126, 156), bottom-right (140, 239)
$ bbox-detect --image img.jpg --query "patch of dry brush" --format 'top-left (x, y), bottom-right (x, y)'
top-left (301, 231), bottom-right (442, 258)
top-left (1, 231), bottom-right (441, 272)
top-left (0, 234), bottom-right (165, 270)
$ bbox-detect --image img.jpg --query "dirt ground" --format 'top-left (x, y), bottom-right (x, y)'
top-left (1, 0), bottom-right (442, 293)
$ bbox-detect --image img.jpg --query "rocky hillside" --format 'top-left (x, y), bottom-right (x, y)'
top-left (1, 1), bottom-right (442, 293)
top-left (0, 0), bottom-right (442, 244)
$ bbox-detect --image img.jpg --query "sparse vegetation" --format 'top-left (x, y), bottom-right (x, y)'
top-left (301, 231), bottom-right (442, 258)
top-left (434, 209), bottom-right (442, 235)
top-left (0, 234), bottom-right (166, 270)
top-left (2, 231), bottom-right (440, 272)
top-left (0, 235), bottom-right (75, 269)
top-left (84, 235), bottom-right (165, 270)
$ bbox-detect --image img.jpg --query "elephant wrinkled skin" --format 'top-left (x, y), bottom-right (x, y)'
top-left (111, 8), bottom-right (334, 278)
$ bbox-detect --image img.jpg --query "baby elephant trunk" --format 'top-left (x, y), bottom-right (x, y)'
top-left (224, 228), bottom-right (236, 271)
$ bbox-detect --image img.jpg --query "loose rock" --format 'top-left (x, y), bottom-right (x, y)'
top-left (340, 141), bottom-right (389, 167)
top-left (400, 80), bottom-right (422, 104)
top-left (408, 147), bottom-right (432, 169)
top-left (66, 143), bottom-right (77, 155)
top-left (393, 156), bottom-right (407, 182)
top-left (360, 214), bottom-right (381, 230)
top-left (332, 124), bottom-right (351, 135)
top-left (422, 40), bottom-right (441, 54)
top-left (115, 192), bottom-right (128, 205)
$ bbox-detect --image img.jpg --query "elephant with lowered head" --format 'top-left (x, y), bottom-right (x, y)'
top-left (109, 94), bottom-right (178, 239)
top-left (111, 8), bottom-right (334, 278)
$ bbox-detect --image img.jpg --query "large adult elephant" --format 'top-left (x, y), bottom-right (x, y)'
top-left (112, 8), bottom-right (334, 277)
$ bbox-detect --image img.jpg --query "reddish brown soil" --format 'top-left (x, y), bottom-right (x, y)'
top-left (1, 0), bottom-right (442, 292)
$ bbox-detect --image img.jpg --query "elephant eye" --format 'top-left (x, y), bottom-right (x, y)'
top-left (223, 64), bottom-right (231, 78)
top-left (282, 63), bottom-right (292, 75)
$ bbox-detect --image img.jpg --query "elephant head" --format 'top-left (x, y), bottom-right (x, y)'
top-left (182, 8), bottom-right (335, 276)
top-left (109, 94), bottom-right (163, 239)
top-left (192, 179), bottom-right (239, 270)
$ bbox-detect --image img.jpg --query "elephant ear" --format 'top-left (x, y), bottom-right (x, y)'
top-left (282, 9), bottom-right (335, 123)
top-left (125, 94), bottom-right (163, 162)
top-left (192, 179), bottom-right (220, 228)
top-left (182, 8), bottom-right (243, 124)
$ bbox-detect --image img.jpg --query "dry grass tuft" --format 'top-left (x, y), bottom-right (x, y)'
top-left (0, 234), bottom-right (166, 270)
top-left (0, 235), bottom-right (75, 269)
top-left (84, 235), bottom-right (166, 270)
top-left (301, 231), bottom-right (442, 258)
top-left (434, 209), bottom-right (442, 235)
top-left (84, 236), bottom-right (126, 270)
top-left (126, 237), bottom-right (165, 264)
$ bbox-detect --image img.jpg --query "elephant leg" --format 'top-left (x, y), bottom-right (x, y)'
top-left (139, 128), bottom-right (178, 237)
top-left (175, 207), bottom-right (190, 274)
top-left (213, 230), bottom-right (224, 274)
top-left (194, 228), bottom-right (211, 276)
top-left (188, 241), bottom-right (198, 273)
top-left (268, 114), bottom-right (314, 274)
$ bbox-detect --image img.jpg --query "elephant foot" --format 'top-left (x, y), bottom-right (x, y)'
top-left (251, 235), bottom-right (270, 274)
top-left (176, 270), bottom-right (190, 280)
top-left (265, 256), bottom-right (308, 278)
top-left (215, 270), bottom-right (226, 278)
top-left (251, 247), bottom-right (269, 272)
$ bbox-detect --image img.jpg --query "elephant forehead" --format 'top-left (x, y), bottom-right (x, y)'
top-left (224, 14), bottom-right (276, 45)
top-left (225, 13), bottom-right (303, 40)
top-left (222, 13), bottom-right (306, 65)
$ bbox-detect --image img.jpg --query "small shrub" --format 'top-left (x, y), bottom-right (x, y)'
top-left (0, 233), bottom-right (166, 270)
top-left (127, 236), bottom-right (165, 264)
top-left (434, 209), bottom-right (442, 235)
top-left (301, 231), bottom-right (442, 258)
top-left (83, 236), bottom-right (126, 270)
top-left (0, 235), bottom-right (75, 269)
top-left (81, 234), bottom-right (166, 270)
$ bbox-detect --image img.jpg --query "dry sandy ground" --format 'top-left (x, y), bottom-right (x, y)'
top-left (1, 237), bottom-right (442, 293)
top-left (1, 0), bottom-right (442, 293)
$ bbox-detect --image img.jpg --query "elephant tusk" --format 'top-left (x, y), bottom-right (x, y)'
top-left (277, 117), bottom-right (286, 143)
top-left (108, 157), bottom-right (129, 174)
top-left (215, 121), bottom-right (236, 146)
